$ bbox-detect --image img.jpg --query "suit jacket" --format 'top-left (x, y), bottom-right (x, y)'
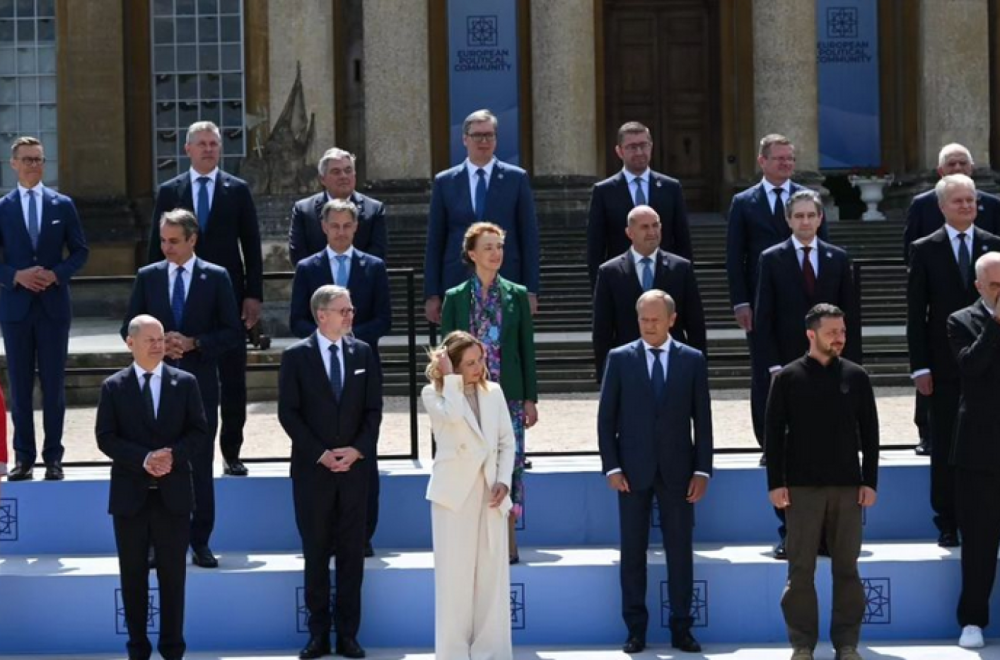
top-left (586, 170), bottom-right (692, 288)
top-left (278, 334), bottom-right (383, 479)
top-left (289, 249), bottom-right (392, 354)
top-left (592, 249), bottom-right (707, 382)
top-left (949, 301), bottom-right (1000, 472)
top-left (0, 186), bottom-right (89, 322)
top-left (907, 226), bottom-right (1000, 381)
top-left (440, 276), bottom-right (538, 402)
top-left (424, 160), bottom-right (540, 297)
top-left (0, 389), bottom-right (6, 475)
top-left (287, 190), bottom-right (388, 265)
top-left (121, 258), bottom-right (243, 402)
top-left (96, 364), bottom-right (209, 517)
top-left (755, 238), bottom-right (861, 368)
top-left (148, 170), bottom-right (263, 302)
top-left (904, 189), bottom-right (1000, 261)
top-left (725, 181), bottom-right (829, 308)
top-left (422, 375), bottom-right (514, 513)
top-left (597, 339), bottom-right (713, 491)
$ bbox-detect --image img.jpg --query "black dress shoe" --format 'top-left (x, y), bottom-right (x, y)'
top-left (191, 546), bottom-right (219, 568)
top-left (335, 635), bottom-right (365, 658)
top-left (299, 634), bottom-right (331, 659)
top-left (223, 459), bottom-right (248, 476)
top-left (914, 442), bottom-right (931, 456)
top-left (44, 462), bottom-right (64, 481)
top-left (758, 454), bottom-right (767, 466)
top-left (938, 531), bottom-right (960, 548)
top-left (672, 630), bottom-right (702, 653)
top-left (623, 635), bottom-right (645, 654)
top-left (773, 540), bottom-right (787, 560)
top-left (8, 462), bottom-right (33, 481)
top-left (364, 542), bottom-right (374, 558)
top-left (523, 459), bottom-right (533, 470)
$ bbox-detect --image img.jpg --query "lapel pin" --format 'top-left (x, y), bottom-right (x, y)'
top-left (655, 180), bottom-right (663, 188)
top-left (497, 172), bottom-right (504, 180)
top-left (199, 273), bottom-right (207, 280)
top-left (979, 205), bottom-right (985, 211)
top-left (826, 251), bottom-right (832, 258)
top-left (170, 378), bottom-right (178, 387)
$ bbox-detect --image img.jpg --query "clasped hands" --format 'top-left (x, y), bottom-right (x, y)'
top-left (14, 266), bottom-right (57, 293)
top-left (164, 331), bottom-right (197, 360)
top-left (319, 447), bottom-right (362, 472)
top-left (144, 448), bottom-right (174, 477)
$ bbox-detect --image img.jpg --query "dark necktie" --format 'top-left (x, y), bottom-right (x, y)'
top-left (474, 168), bottom-right (487, 221)
top-left (634, 177), bottom-right (647, 206)
top-left (171, 266), bottom-right (186, 328)
top-left (650, 347), bottom-right (665, 400)
top-left (196, 175), bottom-right (211, 231)
top-left (801, 246), bottom-right (816, 298)
top-left (142, 372), bottom-right (156, 420)
top-left (640, 256), bottom-right (654, 291)
top-left (958, 232), bottom-right (972, 288)
top-left (335, 254), bottom-right (349, 286)
top-left (26, 189), bottom-right (38, 249)
top-left (329, 343), bottom-right (342, 401)
top-left (774, 187), bottom-right (785, 224)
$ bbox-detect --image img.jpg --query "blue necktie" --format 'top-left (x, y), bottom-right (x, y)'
top-left (196, 175), bottom-right (211, 231)
top-left (474, 168), bottom-right (487, 221)
top-left (26, 189), bottom-right (38, 249)
top-left (329, 343), bottom-right (342, 401)
top-left (335, 254), bottom-right (349, 286)
top-left (958, 232), bottom-right (972, 288)
top-left (171, 266), bottom-right (186, 328)
top-left (634, 178), bottom-right (647, 206)
top-left (650, 347), bottom-right (665, 400)
top-left (640, 257), bottom-right (654, 291)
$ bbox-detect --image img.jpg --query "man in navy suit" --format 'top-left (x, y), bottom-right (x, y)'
top-left (725, 134), bottom-right (829, 449)
top-left (288, 147), bottom-right (388, 265)
top-left (424, 108), bottom-right (540, 323)
top-left (0, 136), bottom-right (89, 481)
top-left (592, 205), bottom-right (706, 382)
top-left (289, 198), bottom-right (391, 556)
top-left (907, 174), bottom-right (1000, 549)
top-left (586, 121), bottom-right (692, 288)
top-left (279, 285), bottom-right (382, 659)
top-left (598, 290), bottom-right (713, 655)
top-left (97, 315), bottom-right (209, 660)
top-left (125, 209), bottom-right (242, 568)
top-left (148, 120), bottom-right (262, 477)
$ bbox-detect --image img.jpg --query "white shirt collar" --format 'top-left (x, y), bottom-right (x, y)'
top-left (791, 235), bottom-right (817, 251)
top-left (945, 223), bottom-right (974, 241)
top-left (316, 332), bottom-right (344, 354)
top-left (762, 178), bottom-right (789, 195)
top-left (169, 255), bottom-right (197, 274)
top-left (641, 337), bottom-right (673, 353)
top-left (630, 247), bottom-right (656, 264)
top-left (982, 298), bottom-right (997, 315)
top-left (326, 245), bottom-right (355, 261)
top-left (17, 182), bottom-right (44, 196)
top-left (188, 167), bottom-right (219, 185)
top-left (132, 361), bottom-right (164, 381)
top-left (623, 168), bottom-right (651, 184)
top-left (465, 158), bottom-right (496, 179)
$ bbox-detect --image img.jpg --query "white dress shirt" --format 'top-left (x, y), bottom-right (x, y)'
top-left (134, 361), bottom-right (165, 470)
top-left (464, 158), bottom-right (496, 215)
top-left (316, 332), bottom-right (345, 384)
top-left (17, 183), bottom-right (44, 234)
top-left (624, 168), bottom-right (651, 206)
top-left (762, 178), bottom-right (790, 214)
top-left (791, 236), bottom-right (819, 275)
top-left (630, 247), bottom-right (657, 288)
top-left (167, 255), bottom-right (196, 302)
top-left (325, 245), bottom-right (355, 286)
top-left (188, 167), bottom-right (219, 208)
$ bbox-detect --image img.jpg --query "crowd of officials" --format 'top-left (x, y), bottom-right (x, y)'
top-left (0, 111), bottom-right (999, 660)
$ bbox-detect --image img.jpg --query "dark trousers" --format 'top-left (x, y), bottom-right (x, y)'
top-left (294, 462), bottom-right (370, 637)
top-left (929, 378), bottom-right (960, 534)
top-left (189, 402), bottom-right (217, 549)
top-left (747, 329), bottom-right (768, 448)
top-left (782, 486), bottom-right (864, 651)
top-left (618, 472), bottom-right (695, 639)
top-left (218, 340), bottom-right (247, 462)
top-left (915, 390), bottom-right (931, 446)
top-left (2, 302), bottom-right (69, 465)
top-left (367, 456), bottom-right (379, 543)
top-left (113, 489), bottom-right (190, 660)
top-left (956, 467), bottom-right (1000, 627)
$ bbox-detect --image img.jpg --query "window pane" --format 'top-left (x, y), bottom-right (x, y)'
top-left (16, 46), bottom-right (34, 73)
top-left (198, 72), bottom-right (219, 98)
top-left (36, 17), bottom-right (52, 42)
top-left (199, 99), bottom-right (220, 126)
top-left (175, 0), bottom-right (195, 16)
top-left (198, 44), bottom-right (218, 70)
top-left (220, 43), bottom-right (239, 70)
top-left (197, 16), bottom-right (217, 44)
top-left (155, 74), bottom-right (175, 100)
top-left (176, 72), bottom-right (196, 98)
top-left (153, 45), bottom-right (174, 72)
top-left (0, 1), bottom-right (13, 19)
top-left (152, 0), bottom-right (172, 18)
top-left (176, 45), bottom-right (195, 71)
top-left (39, 103), bottom-right (54, 130)
top-left (221, 72), bottom-right (240, 99)
top-left (36, 45), bottom-right (53, 73)
top-left (178, 100), bottom-right (198, 126)
top-left (223, 128), bottom-right (241, 154)
top-left (18, 104), bottom-right (36, 131)
top-left (17, 76), bottom-right (35, 102)
top-left (219, 0), bottom-right (238, 15)
top-left (15, 0), bottom-right (31, 18)
top-left (0, 76), bottom-right (14, 102)
top-left (37, 0), bottom-right (53, 18)
top-left (0, 48), bottom-right (11, 74)
top-left (0, 20), bottom-right (14, 43)
top-left (16, 18), bottom-right (33, 42)
top-left (37, 74), bottom-right (53, 102)
top-left (221, 100), bottom-right (241, 127)
top-left (155, 101), bottom-right (176, 129)
top-left (199, 0), bottom-right (218, 14)
top-left (175, 17), bottom-right (195, 44)
top-left (219, 16), bottom-right (239, 42)
top-left (153, 18), bottom-right (174, 45)
top-left (0, 104), bottom-right (15, 131)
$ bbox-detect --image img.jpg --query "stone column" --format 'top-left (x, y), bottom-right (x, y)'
top-left (267, 1), bottom-right (336, 165)
top-left (362, 0), bottom-right (432, 181)
top-left (918, 0), bottom-right (990, 171)
top-left (530, 0), bottom-right (598, 177)
top-left (751, 1), bottom-right (821, 183)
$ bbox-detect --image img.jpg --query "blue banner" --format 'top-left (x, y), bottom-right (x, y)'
top-left (447, 0), bottom-right (520, 166)
top-left (816, 0), bottom-right (881, 169)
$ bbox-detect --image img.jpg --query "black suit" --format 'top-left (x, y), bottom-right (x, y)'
top-left (948, 301), bottom-right (1000, 627)
top-left (907, 226), bottom-right (1000, 535)
top-left (586, 170), bottom-right (692, 288)
top-left (149, 170), bottom-right (263, 463)
top-left (904, 189), bottom-right (1000, 260)
top-left (592, 249), bottom-right (706, 382)
top-left (121, 258), bottom-right (242, 549)
top-left (278, 334), bottom-right (382, 638)
top-left (96, 364), bottom-right (209, 660)
top-left (287, 191), bottom-right (388, 265)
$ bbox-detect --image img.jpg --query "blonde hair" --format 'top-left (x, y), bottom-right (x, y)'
top-left (425, 330), bottom-right (489, 391)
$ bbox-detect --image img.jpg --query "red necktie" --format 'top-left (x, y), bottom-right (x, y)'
top-left (802, 246), bottom-right (816, 298)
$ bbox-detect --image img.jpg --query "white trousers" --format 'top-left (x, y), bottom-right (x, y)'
top-left (431, 472), bottom-right (512, 660)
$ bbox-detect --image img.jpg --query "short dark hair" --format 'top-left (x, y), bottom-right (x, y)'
top-left (617, 121), bottom-right (651, 145)
top-left (805, 303), bottom-right (844, 331)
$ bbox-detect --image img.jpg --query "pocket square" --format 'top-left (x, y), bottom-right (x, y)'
top-left (51, 219), bottom-right (61, 224)
top-left (354, 368), bottom-right (366, 375)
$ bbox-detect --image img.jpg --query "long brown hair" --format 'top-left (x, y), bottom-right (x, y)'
top-left (425, 330), bottom-right (489, 391)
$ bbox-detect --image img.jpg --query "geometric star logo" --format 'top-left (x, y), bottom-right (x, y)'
top-left (115, 587), bottom-right (159, 634)
top-left (510, 583), bottom-right (526, 630)
top-left (0, 498), bottom-right (17, 541)
top-left (296, 586), bottom-right (337, 634)
top-left (661, 579), bottom-right (708, 628)
top-left (862, 577), bottom-right (891, 624)
top-left (827, 7), bottom-right (859, 39)
top-left (467, 15), bottom-right (498, 47)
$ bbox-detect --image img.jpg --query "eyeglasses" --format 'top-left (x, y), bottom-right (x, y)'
top-left (621, 141), bottom-right (652, 153)
top-left (16, 156), bottom-right (44, 166)
top-left (326, 167), bottom-right (355, 176)
top-left (766, 156), bottom-right (796, 163)
top-left (467, 132), bottom-right (497, 143)
top-left (323, 306), bottom-right (356, 318)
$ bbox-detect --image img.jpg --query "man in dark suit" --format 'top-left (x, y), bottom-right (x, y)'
top-left (279, 284), bottom-right (382, 659)
top-left (289, 198), bottom-right (391, 557)
top-left (148, 120), bottom-right (262, 477)
top-left (424, 108), bottom-right (539, 323)
top-left (288, 147), bottom-right (388, 265)
top-left (124, 209), bottom-right (242, 567)
top-left (97, 315), bottom-right (209, 660)
top-left (725, 134), bottom-right (829, 448)
top-left (586, 121), bottom-right (692, 288)
top-left (592, 205), bottom-right (706, 382)
top-left (948, 252), bottom-right (1000, 650)
top-left (0, 136), bottom-right (89, 481)
top-left (598, 290), bottom-right (713, 655)
top-left (907, 174), bottom-right (1000, 549)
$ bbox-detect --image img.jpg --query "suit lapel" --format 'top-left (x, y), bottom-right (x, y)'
top-left (150, 262), bottom-right (175, 330)
top-left (485, 161), bottom-right (505, 218)
top-left (347, 251), bottom-right (364, 291)
top-left (38, 188), bottom-right (54, 243)
top-left (315, 252), bottom-right (335, 286)
top-left (622, 252), bottom-right (644, 296)
top-left (498, 278), bottom-right (514, 346)
top-left (632, 341), bottom-right (655, 400)
top-left (183, 259), bottom-right (208, 327)
top-left (207, 172), bottom-right (227, 228)
top-left (351, 192), bottom-right (367, 223)
top-left (4, 188), bottom-right (31, 246)
top-left (615, 172), bottom-right (634, 210)
top-left (663, 341), bottom-right (682, 404)
top-left (462, 385), bottom-right (488, 445)
top-left (308, 334), bottom-right (337, 404)
top-left (178, 175), bottom-right (194, 211)
top-left (453, 166), bottom-right (474, 218)
top-left (935, 230), bottom-right (966, 291)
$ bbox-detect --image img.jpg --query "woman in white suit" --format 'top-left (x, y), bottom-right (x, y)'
top-left (423, 330), bottom-right (515, 660)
